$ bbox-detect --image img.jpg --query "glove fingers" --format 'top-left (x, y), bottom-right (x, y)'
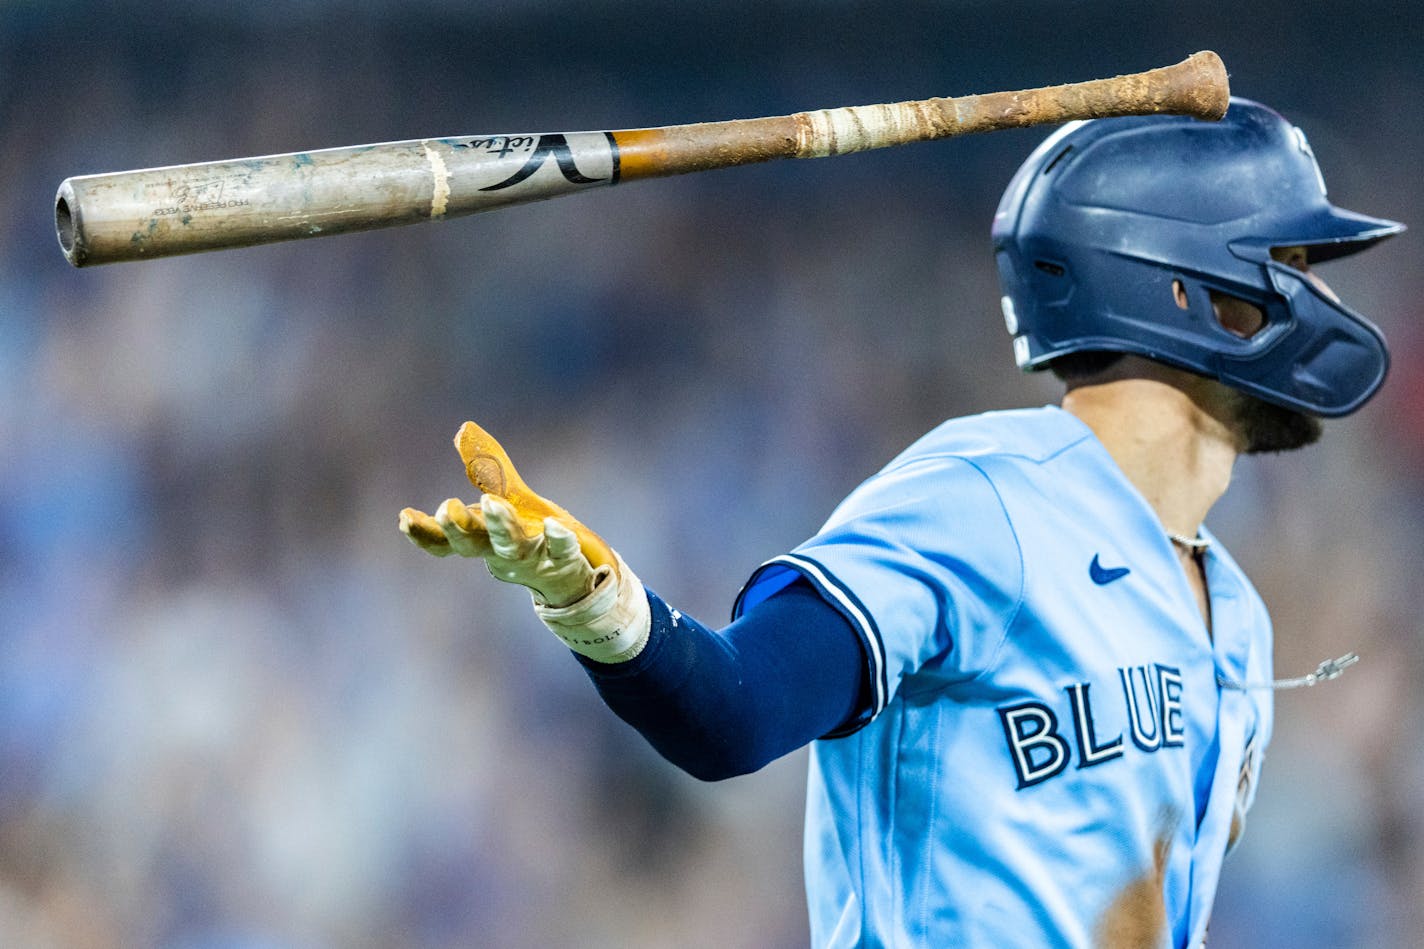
top-left (481, 494), bottom-right (536, 560)
top-left (542, 517), bottom-right (583, 562)
top-left (398, 508), bottom-right (454, 557)
top-left (435, 498), bottom-right (494, 558)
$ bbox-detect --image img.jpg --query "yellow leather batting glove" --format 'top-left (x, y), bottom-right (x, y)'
top-left (399, 422), bottom-right (651, 664)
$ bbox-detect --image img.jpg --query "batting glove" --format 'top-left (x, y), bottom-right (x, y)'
top-left (399, 422), bottom-right (651, 664)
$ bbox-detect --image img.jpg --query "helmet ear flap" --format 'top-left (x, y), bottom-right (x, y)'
top-left (1212, 263), bottom-right (1391, 416)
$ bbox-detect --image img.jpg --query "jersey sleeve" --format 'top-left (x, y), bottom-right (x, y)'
top-left (733, 455), bottom-right (1025, 730)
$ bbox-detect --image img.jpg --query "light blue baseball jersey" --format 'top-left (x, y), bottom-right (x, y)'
top-left (734, 405), bottom-right (1274, 948)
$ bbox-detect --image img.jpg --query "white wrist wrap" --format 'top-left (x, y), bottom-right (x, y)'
top-left (533, 552), bottom-right (651, 664)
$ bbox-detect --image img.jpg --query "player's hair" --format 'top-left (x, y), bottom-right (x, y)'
top-left (1046, 351), bottom-right (1125, 383)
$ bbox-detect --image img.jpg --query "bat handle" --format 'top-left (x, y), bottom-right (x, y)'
top-left (613, 51), bottom-right (1230, 179)
top-left (794, 50), bottom-right (1231, 157)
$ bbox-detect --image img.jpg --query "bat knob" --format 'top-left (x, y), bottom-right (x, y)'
top-left (1179, 51), bottom-right (1230, 121)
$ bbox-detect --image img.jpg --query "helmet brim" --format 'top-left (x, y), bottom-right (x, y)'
top-left (1289, 206), bottom-right (1404, 263)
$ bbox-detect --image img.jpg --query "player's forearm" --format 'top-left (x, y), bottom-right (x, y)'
top-left (398, 423), bottom-right (866, 776)
top-left (579, 583), bottom-right (866, 781)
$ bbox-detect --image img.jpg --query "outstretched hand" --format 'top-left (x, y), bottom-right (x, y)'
top-left (399, 422), bottom-right (651, 663)
top-left (399, 421), bottom-right (613, 607)
top-left (400, 494), bottom-right (600, 608)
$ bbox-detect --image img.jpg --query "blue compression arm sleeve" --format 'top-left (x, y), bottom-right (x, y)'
top-left (578, 580), bottom-right (869, 781)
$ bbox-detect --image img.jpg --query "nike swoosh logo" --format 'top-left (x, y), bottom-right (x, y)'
top-left (1090, 554), bottom-right (1131, 585)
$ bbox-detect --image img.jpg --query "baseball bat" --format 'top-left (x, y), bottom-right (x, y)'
top-left (55, 51), bottom-right (1227, 267)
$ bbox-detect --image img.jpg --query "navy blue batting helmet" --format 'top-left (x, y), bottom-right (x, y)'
top-left (992, 97), bottom-right (1404, 416)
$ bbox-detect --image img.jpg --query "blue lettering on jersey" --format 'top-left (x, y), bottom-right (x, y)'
top-left (1001, 664), bottom-right (1185, 789)
top-left (1066, 681), bottom-right (1124, 768)
top-left (998, 702), bottom-right (1071, 789)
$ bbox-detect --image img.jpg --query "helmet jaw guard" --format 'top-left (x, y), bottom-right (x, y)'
top-left (993, 98), bottom-right (1404, 418)
top-left (1206, 253), bottom-right (1391, 416)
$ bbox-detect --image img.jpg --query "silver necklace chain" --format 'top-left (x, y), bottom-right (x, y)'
top-left (1217, 652), bottom-right (1361, 691)
top-left (1167, 531), bottom-right (1211, 553)
top-left (1160, 528), bottom-right (1359, 691)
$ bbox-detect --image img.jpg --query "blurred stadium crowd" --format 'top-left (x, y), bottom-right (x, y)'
top-left (2, 2), bottom-right (1422, 947)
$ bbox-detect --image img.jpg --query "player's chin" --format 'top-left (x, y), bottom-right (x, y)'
top-left (1231, 393), bottom-right (1324, 455)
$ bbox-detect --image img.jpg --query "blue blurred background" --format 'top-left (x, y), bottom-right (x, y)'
top-left (2, 2), bottom-right (1421, 946)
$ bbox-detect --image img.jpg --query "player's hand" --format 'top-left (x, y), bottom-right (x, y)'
top-left (399, 421), bottom-right (651, 663)
top-left (399, 495), bottom-right (596, 608)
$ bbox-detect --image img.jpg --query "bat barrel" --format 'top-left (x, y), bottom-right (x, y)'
top-left (56, 132), bottom-right (624, 267)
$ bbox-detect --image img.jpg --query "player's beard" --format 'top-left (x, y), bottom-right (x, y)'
top-left (1229, 391), bottom-right (1323, 454)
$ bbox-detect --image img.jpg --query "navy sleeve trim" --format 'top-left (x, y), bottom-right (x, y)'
top-left (740, 553), bottom-right (889, 729)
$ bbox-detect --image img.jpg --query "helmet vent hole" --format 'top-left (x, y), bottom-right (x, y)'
top-left (1209, 290), bottom-right (1267, 339)
top-left (1172, 280), bottom-right (1190, 310)
top-left (1042, 144), bottom-right (1074, 174)
top-left (1034, 260), bottom-right (1065, 277)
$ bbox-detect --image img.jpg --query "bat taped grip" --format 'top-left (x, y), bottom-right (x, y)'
top-left (794, 102), bottom-right (947, 158)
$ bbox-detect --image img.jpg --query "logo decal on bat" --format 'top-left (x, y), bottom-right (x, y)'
top-left (478, 133), bottom-right (607, 191)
